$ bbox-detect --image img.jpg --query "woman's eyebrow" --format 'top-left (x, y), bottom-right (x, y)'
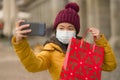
top-left (68, 25), bottom-right (74, 28)
top-left (59, 25), bottom-right (64, 27)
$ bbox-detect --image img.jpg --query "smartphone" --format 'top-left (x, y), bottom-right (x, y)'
top-left (20, 22), bottom-right (46, 36)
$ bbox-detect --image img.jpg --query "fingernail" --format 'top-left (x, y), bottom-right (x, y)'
top-left (29, 29), bottom-right (32, 31)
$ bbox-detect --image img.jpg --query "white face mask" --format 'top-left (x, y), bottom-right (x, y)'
top-left (56, 29), bottom-right (76, 44)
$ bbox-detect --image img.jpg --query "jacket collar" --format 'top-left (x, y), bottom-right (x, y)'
top-left (44, 36), bottom-right (82, 54)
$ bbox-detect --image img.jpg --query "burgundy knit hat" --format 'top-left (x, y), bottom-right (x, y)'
top-left (53, 2), bottom-right (80, 34)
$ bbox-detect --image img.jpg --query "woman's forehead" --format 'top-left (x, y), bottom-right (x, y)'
top-left (58, 23), bottom-right (74, 27)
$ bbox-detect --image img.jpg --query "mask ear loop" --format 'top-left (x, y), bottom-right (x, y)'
top-left (80, 28), bottom-right (96, 52)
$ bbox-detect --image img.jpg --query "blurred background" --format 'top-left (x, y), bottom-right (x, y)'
top-left (0, 0), bottom-right (120, 80)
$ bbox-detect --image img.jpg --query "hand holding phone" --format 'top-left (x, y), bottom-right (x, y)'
top-left (20, 22), bottom-right (46, 36)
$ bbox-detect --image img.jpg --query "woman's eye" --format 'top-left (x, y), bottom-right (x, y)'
top-left (68, 28), bottom-right (74, 30)
top-left (59, 28), bottom-right (64, 30)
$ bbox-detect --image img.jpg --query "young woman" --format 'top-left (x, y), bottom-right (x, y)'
top-left (12, 2), bottom-right (116, 80)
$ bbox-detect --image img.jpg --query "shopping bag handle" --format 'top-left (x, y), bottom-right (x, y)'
top-left (80, 28), bottom-right (96, 52)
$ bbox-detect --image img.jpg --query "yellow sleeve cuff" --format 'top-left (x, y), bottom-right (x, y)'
top-left (95, 34), bottom-right (108, 46)
top-left (12, 36), bottom-right (28, 47)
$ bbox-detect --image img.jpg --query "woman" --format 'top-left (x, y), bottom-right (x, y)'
top-left (12, 2), bottom-right (116, 80)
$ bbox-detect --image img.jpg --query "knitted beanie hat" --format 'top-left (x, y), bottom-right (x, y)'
top-left (53, 2), bottom-right (80, 34)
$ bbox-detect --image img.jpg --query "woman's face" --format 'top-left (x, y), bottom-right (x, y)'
top-left (56, 23), bottom-right (76, 44)
top-left (56, 22), bottom-right (76, 32)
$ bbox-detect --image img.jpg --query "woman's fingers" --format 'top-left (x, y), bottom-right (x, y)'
top-left (15, 24), bottom-right (31, 35)
top-left (88, 27), bottom-right (100, 38)
top-left (16, 24), bottom-right (30, 31)
top-left (15, 19), bottom-right (25, 27)
top-left (16, 29), bottom-right (31, 34)
top-left (14, 19), bottom-right (32, 42)
top-left (15, 29), bottom-right (31, 42)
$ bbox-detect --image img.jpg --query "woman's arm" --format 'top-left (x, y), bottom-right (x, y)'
top-left (95, 34), bottom-right (117, 71)
top-left (12, 36), bottom-right (51, 72)
top-left (88, 27), bottom-right (117, 71)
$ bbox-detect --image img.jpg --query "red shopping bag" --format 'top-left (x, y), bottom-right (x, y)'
top-left (60, 30), bottom-right (104, 80)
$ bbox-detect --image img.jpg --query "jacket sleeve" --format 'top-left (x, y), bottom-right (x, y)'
top-left (11, 36), bottom-right (51, 72)
top-left (95, 34), bottom-right (117, 71)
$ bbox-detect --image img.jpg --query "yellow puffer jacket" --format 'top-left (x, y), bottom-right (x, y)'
top-left (12, 34), bottom-right (116, 80)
